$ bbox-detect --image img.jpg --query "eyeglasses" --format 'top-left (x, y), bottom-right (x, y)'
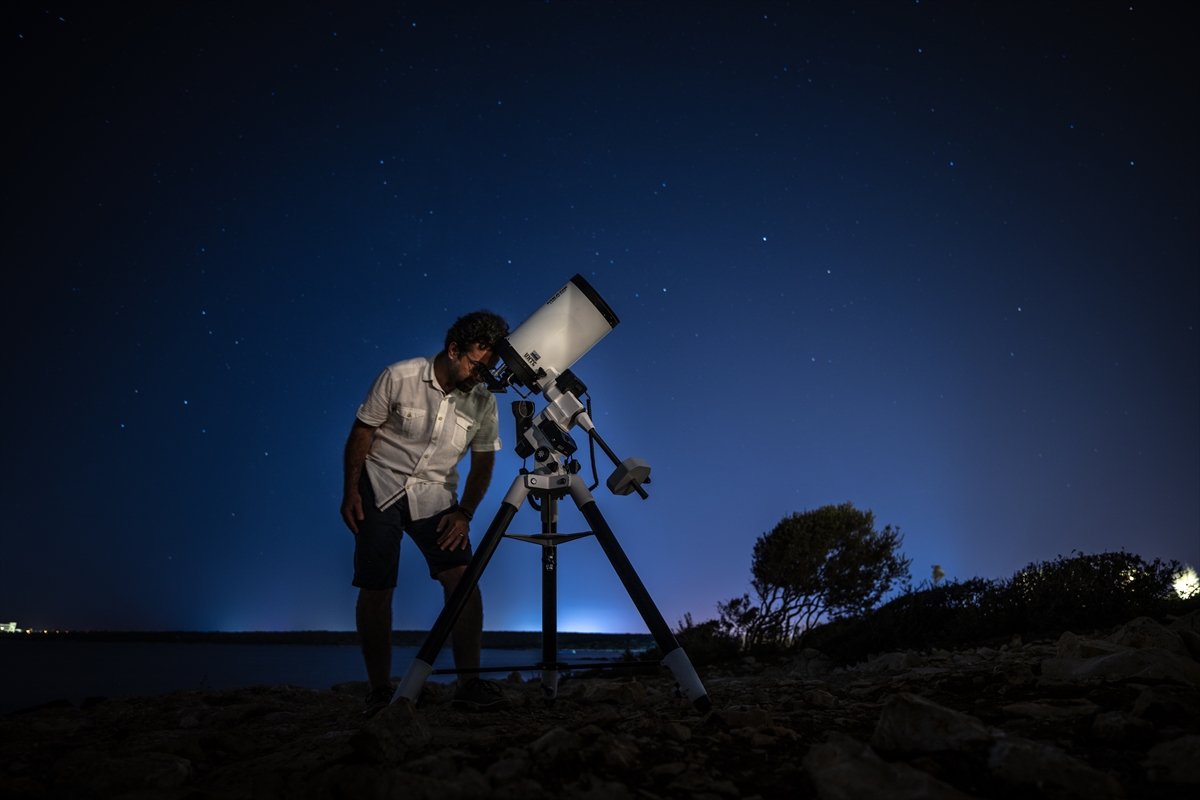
top-left (461, 352), bottom-right (492, 377)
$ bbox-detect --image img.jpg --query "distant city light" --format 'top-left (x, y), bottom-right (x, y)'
top-left (1175, 565), bottom-right (1199, 599)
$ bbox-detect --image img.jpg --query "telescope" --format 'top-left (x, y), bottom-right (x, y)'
top-left (483, 274), bottom-right (650, 499)
top-left (392, 274), bottom-right (711, 713)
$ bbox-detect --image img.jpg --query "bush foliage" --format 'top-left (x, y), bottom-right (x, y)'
top-left (804, 549), bottom-right (1193, 664)
top-left (714, 503), bottom-right (911, 650)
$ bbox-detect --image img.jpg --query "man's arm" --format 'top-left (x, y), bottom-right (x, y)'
top-left (340, 419), bottom-right (376, 534)
top-left (435, 449), bottom-right (495, 550)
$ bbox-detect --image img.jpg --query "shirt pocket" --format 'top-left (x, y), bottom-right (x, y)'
top-left (393, 406), bottom-right (427, 438)
top-left (451, 412), bottom-right (475, 451)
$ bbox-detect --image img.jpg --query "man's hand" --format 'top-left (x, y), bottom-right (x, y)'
top-left (341, 490), bottom-right (365, 535)
top-left (436, 511), bottom-right (471, 550)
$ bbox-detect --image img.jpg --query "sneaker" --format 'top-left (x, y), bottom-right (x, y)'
top-left (362, 686), bottom-right (393, 718)
top-left (452, 678), bottom-right (513, 712)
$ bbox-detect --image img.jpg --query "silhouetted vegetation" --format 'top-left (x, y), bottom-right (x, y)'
top-left (804, 550), bottom-right (1195, 665)
top-left (713, 503), bottom-right (911, 650)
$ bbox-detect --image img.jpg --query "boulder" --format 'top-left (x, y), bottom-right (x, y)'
top-left (1107, 616), bottom-right (1189, 656)
top-left (1142, 735), bottom-right (1200, 785)
top-left (871, 693), bottom-right (992, 753)
top-left (717, 706), bottom-right (773, 730)
top-left (1131, 684), bottom-right (1200, 723)
top-left (793, 648), bottom-right (834, 677)
top-left (573, 680), bottom-right (646, 706)
top-left (804, 689), bottom-right (840, 709)
top-left (853, 651), bottom-right (927, 674)
top-left (994, 662), bottom-right (1036, 686)
top-left (1039, 647), bottom-right (1200, 685)
top-left (530, 726), bottom-right (582, 761)
top-left (348, 698), bottom-right (431, 763)
top-left (1169, 609), bottom-right (1199, 634)
top-left (1090, 711), bottom-right (1154, 744)
top-left (987, 735), bottom-right (1124, 799)
top-left (659, 720), bottom-right (691, 742)
top-left (1057, 631), bottom-right (1129, 659)
top-left (803, 734), bottom-right (977, 799)
top-left (1001, 698), bottom-right (1100, 720)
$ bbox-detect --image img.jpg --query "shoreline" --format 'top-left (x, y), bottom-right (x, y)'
top-left (0, 630), bottom-right (656, 650)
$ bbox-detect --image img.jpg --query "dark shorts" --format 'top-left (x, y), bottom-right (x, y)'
top-left (352, 472), bottom-right (473, 588)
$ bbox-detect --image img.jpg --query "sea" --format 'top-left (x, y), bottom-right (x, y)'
top-left (0, 640), bottom-right (632, 715)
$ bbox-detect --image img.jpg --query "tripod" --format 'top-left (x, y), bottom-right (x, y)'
top-left (391, 465), bottom-right (712, 713)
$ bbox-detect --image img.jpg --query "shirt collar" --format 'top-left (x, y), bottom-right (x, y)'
top-left (423, 353), bottom-right (472, 398)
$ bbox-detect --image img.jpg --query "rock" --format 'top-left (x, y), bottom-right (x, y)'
top-left (805, 689), bottom-right (840, 709)
top-left (1090, 711), bottom-right (1154, 744)
top-left (1040, 647), bottom-right (1200, 685)
top-left (649, 761), bottom-right (687, 779)
top-left (717, 705), bottom-right (773, 730)
top-left (1107, 616), bottom-right (1189, 656)
top-left (1169, 609), bottom-right (1199, 634)
top-left (871, 692), bottom-right (992, 753)
top-left (530, 726), bottom-right (582, 760)
top-left (793, 648), bottom-right (834, 677)
top-left (987, 735), bottom-right (1124, 799)
top-left (994, 662), bottom-right (1036, 686)
top-left (803, 733), bottom-right (977, 799)
top-left (348, 698), bottom-right (432, 763)
top-left (1131, 684), bottom-right (1200, 723)
top-left (1142, 735), bottom-right (1200, 785)
top-left (1001, 698), bottom-right (1100, 720)
top-left (563, 776), bottom-right (633, 800)
top-left (659, 720), bottom-right (692, 742)
top-left (486, 755), bottom-right (530, 786)
top-left (668, 769), bottom-right (714, 793)
top-left (582, 732), bottom-right (639, 769)
top-left (852, 650), bottom-right (927, 674)
top-left (574, 680), bottom-right (646, 706)
top-left (1057, 631), bottom-right (1130, 659)
top-left (1177, 629), bottom-right (1200, 661)
top-left (56, 750), bottom-right (194, 794)
top-left (494, 777), bottom-right (552, 800)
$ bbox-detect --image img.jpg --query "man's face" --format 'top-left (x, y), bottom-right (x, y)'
top-left (449, 343), bottom-right (497, 392)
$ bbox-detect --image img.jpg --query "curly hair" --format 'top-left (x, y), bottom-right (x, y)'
top-left (444, 310), bottom-right (509, 353)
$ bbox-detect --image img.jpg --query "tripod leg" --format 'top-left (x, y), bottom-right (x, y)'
top-left (393, 476), bottom-right (531, 704)
top-left (567, 480), bottom-right (712, 713)
top-left (541, 495), bottom-right (559, 702)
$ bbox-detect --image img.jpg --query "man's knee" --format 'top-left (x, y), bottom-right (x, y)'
top-left (358, 587), bottom-right (393, 612)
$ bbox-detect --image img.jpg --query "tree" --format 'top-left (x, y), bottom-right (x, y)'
top-left (719, 502), bottom-right (911, 648)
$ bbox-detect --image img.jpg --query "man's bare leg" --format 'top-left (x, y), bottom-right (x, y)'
top-left (357, 588), bottom-right (394, 691)
top-left (438, 566), bottom-right (483, 672)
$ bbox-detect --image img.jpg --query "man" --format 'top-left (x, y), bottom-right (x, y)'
top-left (340, 310), bottom-right (512, 716)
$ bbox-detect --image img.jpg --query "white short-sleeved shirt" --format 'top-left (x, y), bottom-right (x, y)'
top-left (356, 356), bottom-right (502, 519)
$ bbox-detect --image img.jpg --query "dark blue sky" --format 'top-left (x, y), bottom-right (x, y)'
top-left (3, 1), bottom-right (1196, 634)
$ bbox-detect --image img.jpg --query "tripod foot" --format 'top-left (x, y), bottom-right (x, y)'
top-left (393, 659), bottom-right (433, 705)
top-left (662, 648), bottom-right (711, 713)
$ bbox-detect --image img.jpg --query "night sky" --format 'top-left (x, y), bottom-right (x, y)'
top-left (3, 2), bottom-right (1197, 636)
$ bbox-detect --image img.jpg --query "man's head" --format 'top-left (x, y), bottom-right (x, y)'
top-left (442, 310), bottom-right (509, 392)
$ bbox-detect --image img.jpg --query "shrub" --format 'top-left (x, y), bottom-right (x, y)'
top-left (804, 549), bottom-right (1192, 665)
top-left (717, 502), bottom-right (911, 650)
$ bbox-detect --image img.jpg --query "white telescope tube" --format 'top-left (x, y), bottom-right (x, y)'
top-left (496, 274), bottom-right (619, 392)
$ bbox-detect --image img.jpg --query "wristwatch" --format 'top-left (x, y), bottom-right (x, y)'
top-left (451, 504), bottom-right (473, 521)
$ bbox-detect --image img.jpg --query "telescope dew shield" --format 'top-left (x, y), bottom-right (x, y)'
top-left (497, 274), bottom-right (619, 392)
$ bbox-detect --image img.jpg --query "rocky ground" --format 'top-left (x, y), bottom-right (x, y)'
top-left (1, 612), bottom-right (1197, 799)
